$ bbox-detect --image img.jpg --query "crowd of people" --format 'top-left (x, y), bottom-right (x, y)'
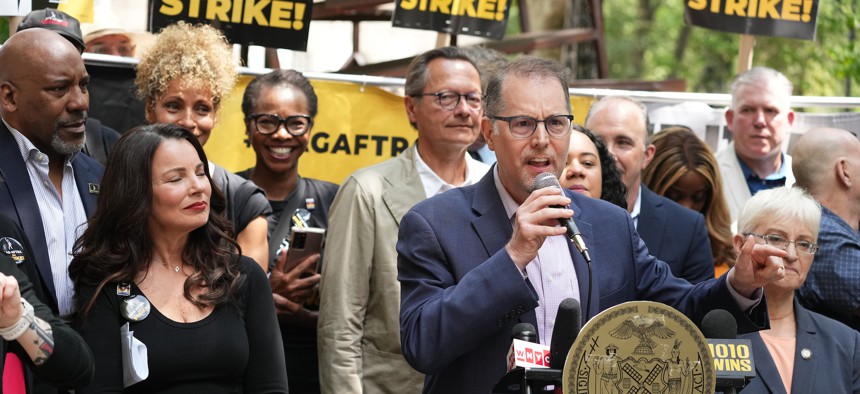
top-left (0, 7), bottom-right (858, 394)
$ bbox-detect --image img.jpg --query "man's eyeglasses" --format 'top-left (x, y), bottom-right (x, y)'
top-left (487, 115), bottom-right (574, 139)
top-left (89, 44), bottom-right (136, 57)
top-left (411, 91), bottom-right (482, 111)
top-left (246, 114), bottom-right (312, 136)
top-left (743, 233), bottom-right (818, 254)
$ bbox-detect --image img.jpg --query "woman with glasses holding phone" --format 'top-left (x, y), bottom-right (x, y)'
top-left (135, 22), bottom-right (272, 272)
top-left (734, 187), bottom-right (860, 393)
top-left (237, 69), bottom-right (338, 394)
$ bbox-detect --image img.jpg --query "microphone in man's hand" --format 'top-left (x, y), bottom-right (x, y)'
top-left (533, 172), bottom-right (591, 262)
top-left (701, 309), bottom-right (755, 394)
top-left (549, 298), bottom-right (581, 369)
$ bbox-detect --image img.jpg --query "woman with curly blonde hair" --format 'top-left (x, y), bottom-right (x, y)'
top-left (135, 22), bottom-right (271, 272)
top-left (643, 127), bottom-right (736, 276)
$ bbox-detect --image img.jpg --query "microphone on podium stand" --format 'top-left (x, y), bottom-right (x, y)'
top-left (549, 299), bottom-right (581, 369)
top-left (701, 309), bottom-right (756, 394)
top-left (505, 323), bottom-right (550, 371)
top-left (513, 323), bottom-right (538, 343)
top-left (495, 300), bottom-right (581, 393)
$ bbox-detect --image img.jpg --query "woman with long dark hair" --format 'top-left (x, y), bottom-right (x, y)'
top-left (644, 127), bottom-right (735, 276)
top-left (70, 124), bottom-right (287, 393)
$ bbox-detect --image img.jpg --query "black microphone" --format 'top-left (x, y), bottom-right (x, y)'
top-left (497, 322), bottom-right (562, 394)
top-left (549, 298), bottom-right (581, 369)
top-left (701, 309), bottom-right (737, 340)
top-left (512, 322), bottom-right (538, 343)
top-left (532, 173), bottom-right (591, 263)
top-left (701, 309), bottom-right (754, 394)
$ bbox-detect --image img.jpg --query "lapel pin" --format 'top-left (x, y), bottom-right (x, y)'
top-left (116, 283), bottom-right (131, 297)
top-left (88, 183), bottom-right (100, 194)
top-left (121, 295), bottom-right (151, 322)
top-left (292, 208), bottom-right (310, 228)
top-left (0, 237), bottom-right (26, 264)
top-left (800, 348), bottom-right (812, 360)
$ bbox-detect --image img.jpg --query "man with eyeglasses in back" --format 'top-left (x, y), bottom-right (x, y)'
top-left (317, 47), bottom-right (489, 394)
top-left (81, 12), bottom-right (140, 58)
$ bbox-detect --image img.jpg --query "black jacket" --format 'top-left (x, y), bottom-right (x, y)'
top-left (0, 215), bottom-right (94, 392)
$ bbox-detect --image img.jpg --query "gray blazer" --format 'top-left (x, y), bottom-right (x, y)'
top-left (317, 145), bottom-right (426, 393)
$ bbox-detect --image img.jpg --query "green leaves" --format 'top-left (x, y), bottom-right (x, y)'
top-left (603, 0), bottom-right (859, 99)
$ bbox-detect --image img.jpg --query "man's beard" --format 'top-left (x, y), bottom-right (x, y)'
top-left (52, 113), bottom-right (87, 155)
top-left (51, 129), bottom-right (86, 156)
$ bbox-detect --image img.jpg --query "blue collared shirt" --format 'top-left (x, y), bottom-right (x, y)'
top-left (737, 152), bottom-right (788, 195)
top-left (796, 206), bottom-right (860, 330)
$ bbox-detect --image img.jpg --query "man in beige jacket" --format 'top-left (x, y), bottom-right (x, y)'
top-left (317, 47), bottom-right (490, 393)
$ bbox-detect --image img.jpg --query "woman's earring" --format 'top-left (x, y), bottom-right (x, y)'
top-left (243, 138), bottom-right (251, 148)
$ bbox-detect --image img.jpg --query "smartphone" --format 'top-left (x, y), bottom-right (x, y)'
top-left (285, 226), bottom-right (325, 275)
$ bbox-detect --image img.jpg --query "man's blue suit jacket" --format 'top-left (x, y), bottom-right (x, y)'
top-left (739, 299), bottom-right (860, 394)
top-left (397, 169), bottom-right (767, 394)
top-left (638, 185), bottom-right (714, 284)
top-left (0, 122), bottom-right (103, 313)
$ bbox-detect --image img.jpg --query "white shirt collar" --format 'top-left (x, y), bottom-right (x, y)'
top-left (3, 117), bottom-right (78, 164)
top-left (631, 184), bottom-right (642, 228)
top-left (414, 144), bottom-right (490, 198)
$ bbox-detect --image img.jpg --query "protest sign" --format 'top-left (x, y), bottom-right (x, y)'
top-left (392, 0), bottom-right (510, 39)
top-left (150, 0), bottom-right (312, 50)
top-left (685, 0), bottom-right (819, 40)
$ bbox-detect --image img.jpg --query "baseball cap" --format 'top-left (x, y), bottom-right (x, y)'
top-left (17, 8), bottom-right (86, 52)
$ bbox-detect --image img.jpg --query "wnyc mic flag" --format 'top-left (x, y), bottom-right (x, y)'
top-left (150, 0), bottom-right (312, 51)
top-left (506, 339), bottom-right (551, 370)
top-left (393, 0), bottom-right (511, 39)
top-left (685, 0), bottom-right (819, 40)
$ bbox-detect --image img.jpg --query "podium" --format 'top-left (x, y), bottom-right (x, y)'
top-left (492, 367), bottom-right (562, 394)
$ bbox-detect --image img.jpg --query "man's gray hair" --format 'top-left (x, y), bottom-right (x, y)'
top-left (404, 46), bottom-right (477, 98)
top-left (729, 66), bottom-right (793, 110)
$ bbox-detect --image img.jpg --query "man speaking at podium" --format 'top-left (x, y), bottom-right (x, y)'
top-left (397, 56), bottom-right (790, 393)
